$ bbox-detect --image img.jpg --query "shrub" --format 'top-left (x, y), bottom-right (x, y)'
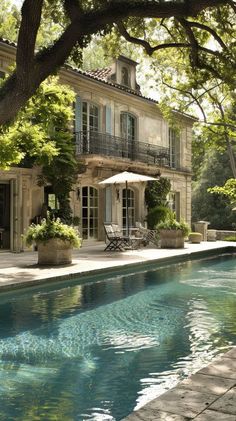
top-left (157, 212), bottom-right (190, 237)
top-left (146, 205), bottom-right (171, 229)
top-left (223, 235), bottom-right (236, 242)
top-left (25, 215), bottom-right (81, 248)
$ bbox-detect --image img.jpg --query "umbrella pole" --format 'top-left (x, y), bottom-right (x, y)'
top-left (126, 180), bottom-right (129, 236)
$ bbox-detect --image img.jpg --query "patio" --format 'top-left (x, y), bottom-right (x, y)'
top-left (0, 240), bottom-right (234, 292)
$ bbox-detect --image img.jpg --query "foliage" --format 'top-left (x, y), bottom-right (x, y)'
top-left (0, 0), bottom-right (20, 42)
top-left (25, 215), bottom-right (81, 248)
top-left (0, 0), bottom-right (235, 129)
top-left (146, 205), bottom-right (171, 230)
top-left (0, 77), bottom-right (75, 169)
top-left (0, 76), bottom-right (78, 223)
top-left (192, 150), bottom-right (235, 230)
top-left (223, 235), bottom-right (236, 242)
top-left (208, 179), bottom-right (236, 204)
top-left (157, 212), bottom-right (190, 237)
top-left (145, 178), bottom-right (171, 210)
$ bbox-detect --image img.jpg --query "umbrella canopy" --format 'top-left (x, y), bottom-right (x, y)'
top-left (99, 171), bottom-right (159, 235)
top-left (99, 171), bottom-right (158, 185)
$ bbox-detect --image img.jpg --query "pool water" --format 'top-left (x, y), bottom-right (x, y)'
top-left (0, 254), bottom-right (236, 420)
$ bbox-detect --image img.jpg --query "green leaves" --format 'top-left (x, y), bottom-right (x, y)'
top-left (25, 215), bottom-right (82, 248)
top-left (208, 178), bottom-right (236, 204)
top-left (0, 76), bottom-right (75, 169)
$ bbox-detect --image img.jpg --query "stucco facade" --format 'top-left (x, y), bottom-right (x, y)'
top-left (0, 39), bottom-right (194, 250)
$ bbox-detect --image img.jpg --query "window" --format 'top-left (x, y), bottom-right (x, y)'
top-left (121, 66), bottom-right (130, 87)
top-left (120, 113), bottom-right (136, 158)
top-left (120, 113), bottom-right (136, 141)
top-left (122, 188), bottom-right (135, 231)
top-left (81, 186), bottom-right (98, 240)
top-left (168, 192), bottom-right (180, 220)
top-left (169, 128), bottom-right (180, 168)
top-left (82, 102), bottom-right (99, 132)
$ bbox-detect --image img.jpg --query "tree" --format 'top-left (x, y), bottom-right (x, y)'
top-left (208, 178), bottom-right (236, 205)
top-left (0, 0), bottom-right (235, 128)
top-left (0, 76), bottom-right (78, 220)
top-left (192, 149), bottom-right (235, 229)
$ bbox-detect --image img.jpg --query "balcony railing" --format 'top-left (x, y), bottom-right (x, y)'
top-left (75, 131), bottom-right (188, 172)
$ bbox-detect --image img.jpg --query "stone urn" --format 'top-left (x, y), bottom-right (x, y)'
top-left (159, 229), bottom-right (185, 249)
top-left (37, 238), bottom-right (72, 265)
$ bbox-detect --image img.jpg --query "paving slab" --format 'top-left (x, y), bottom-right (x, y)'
top-left (139, 387), bottom-right (218, 418)
top-left (224, 348), bottom-right (236, 359)
top-left (209, 387), bottom-right (236, 415)
top-left (180, 373), bottom-right (236, 395)
top-left (194, 409), bottom-right (236, 420)
top-left (197, 357), bottom-right (236, 380)
top-left (122, 408), bottom-right (190, 421)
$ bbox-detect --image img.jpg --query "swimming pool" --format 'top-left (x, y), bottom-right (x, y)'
top-left (0, 254), bottom-right (235, 420)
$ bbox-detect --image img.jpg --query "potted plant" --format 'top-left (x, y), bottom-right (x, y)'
top-left (157, 213), bottom-right (190, 248)
top-left (25, 215), bottom-right (81, 265)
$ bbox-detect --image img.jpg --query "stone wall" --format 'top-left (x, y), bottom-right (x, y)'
top-left (216, 230), bottom-right (236, 240)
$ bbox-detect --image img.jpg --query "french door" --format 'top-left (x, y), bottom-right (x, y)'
top-left (81, 186), bottom-right (98, 240)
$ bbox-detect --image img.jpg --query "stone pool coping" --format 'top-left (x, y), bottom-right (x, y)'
top-left (122, 347), bottom-right (236, 421)
top-left (0, 240), bottom-right (235, 293)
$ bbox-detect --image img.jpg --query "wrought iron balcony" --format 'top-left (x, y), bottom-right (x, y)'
top-left (75, 131), bottom-right (187, 171)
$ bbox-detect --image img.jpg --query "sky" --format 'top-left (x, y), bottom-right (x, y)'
top-left (12, 0), bottom-right (23, 7)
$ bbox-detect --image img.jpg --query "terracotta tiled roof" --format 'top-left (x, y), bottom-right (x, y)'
top-left (85, 67), bottom-right (113, 81)
top-left (0, 37), bottom-right (17, 47)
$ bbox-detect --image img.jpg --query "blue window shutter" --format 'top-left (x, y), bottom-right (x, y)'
top-left (75, 96), bottom-right (82, 133)
top-left (105, 106), bottom-right (112, 134)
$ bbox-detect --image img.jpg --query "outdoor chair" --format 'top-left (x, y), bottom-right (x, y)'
top-left (135, 222), bottom-right (159, 247)
top-left (104, 223), bottom-right (143, 251)
top-left (111, 223), bottom-right (143, 250)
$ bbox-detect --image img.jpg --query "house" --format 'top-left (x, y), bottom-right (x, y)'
top-left (0, 38), bottom-right (194, 251)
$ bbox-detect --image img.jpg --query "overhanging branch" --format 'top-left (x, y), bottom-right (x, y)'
top-left (116, 21), bottom-right (190, 55)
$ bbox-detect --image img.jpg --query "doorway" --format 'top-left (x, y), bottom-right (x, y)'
top-left (81, 186), bottom-right (98, 240)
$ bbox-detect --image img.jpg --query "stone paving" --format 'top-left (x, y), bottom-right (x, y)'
top-left (0, 240), bottom-right (234, 292)
top-left (0, 239), bottom-right (236, 420)
top-left (122, 348), bottom-right (236, 421)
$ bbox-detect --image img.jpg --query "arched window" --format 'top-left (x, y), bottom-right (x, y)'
top-left (121, 66), bottom-right (130, 87)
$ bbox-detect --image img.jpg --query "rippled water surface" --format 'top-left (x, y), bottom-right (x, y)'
top-left (0, 254), bottom-right (236, 420)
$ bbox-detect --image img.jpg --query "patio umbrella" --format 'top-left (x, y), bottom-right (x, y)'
top-left (99, 171), bottom-right (158, 235)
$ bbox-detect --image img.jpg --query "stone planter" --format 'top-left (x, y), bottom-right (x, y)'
top-left (207, 229), bottom-right (217, 241)
top-left (188, 232), bottom-right (202, 244)
top-left (159, 229), bottom-right (185, 249)
top-left (37, 238), bottom-right (72, 265)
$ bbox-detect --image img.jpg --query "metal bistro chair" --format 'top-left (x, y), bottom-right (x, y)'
top-left (104, 223), bottom-right (143, 251)
top-left (104, 223), bottom-right (130, 251)
top-left (135, 222), bottom-right (159, 247)
top-left (111, 223), bottom-right (143, 250)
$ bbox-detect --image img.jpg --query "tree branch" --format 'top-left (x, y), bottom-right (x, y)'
top-left (162, 80), bottom-right (207, 121)
top-left (187, 21), bottom-right (228, 50)
top-left (177, 18), bottom-right (199, 66)
top-left (228, 0), bottom-right (236, 12)
top-left (116, 21), bottom-right (190, 55)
